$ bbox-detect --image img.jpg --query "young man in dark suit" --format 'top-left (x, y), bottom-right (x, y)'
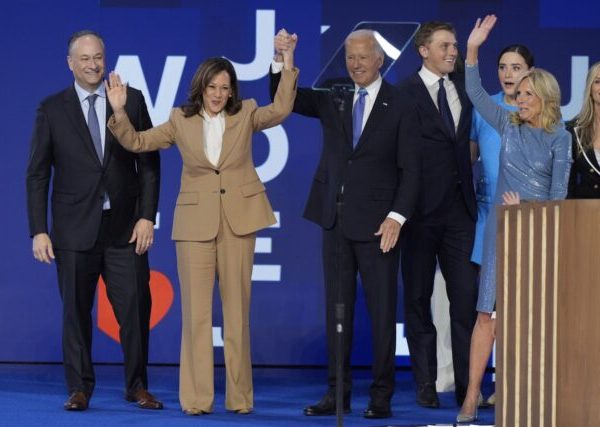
top-left (271, 29), bottom-right (420, 419)
top-left (26, 30), bottom-right (162, 411)
top-left (397, 21), bottom-right (478, 409)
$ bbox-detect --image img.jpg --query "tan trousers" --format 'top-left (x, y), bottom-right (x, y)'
top-left (176, 209), bottom-right (255, 412)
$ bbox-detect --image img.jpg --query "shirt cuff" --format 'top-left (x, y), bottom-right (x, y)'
top-left (271, 60), bottom-right (284, 73)
top-left (387, 211), bottom-right (406, 226)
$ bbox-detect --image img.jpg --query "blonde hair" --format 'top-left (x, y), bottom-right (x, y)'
top-left (509, 68), bottom-right (562, 132)
top-left (572, 61), bottom-right (600, 153)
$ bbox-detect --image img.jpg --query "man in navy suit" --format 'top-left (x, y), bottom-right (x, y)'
top-left (271, 29), bottom-right (419, 419)
top-left (397, 21), bottom-right (478, 408)
top-left (26, 30), bottom-right (162, 411)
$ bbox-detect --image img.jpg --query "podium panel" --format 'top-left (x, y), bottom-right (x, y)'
top-left (496, 200), bottom-right (600, 427)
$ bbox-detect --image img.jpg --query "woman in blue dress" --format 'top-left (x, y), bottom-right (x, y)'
top-left (457, 15), bottom-right (571, 423)
top-left (469, 43), bottom-right (534, 409)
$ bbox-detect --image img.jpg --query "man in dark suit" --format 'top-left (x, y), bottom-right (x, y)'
top-left (271, 29), bottom-right (420, 419)
top-left (26, 30), bottom-right (162, 411)
top-left (397, 21), bottom-right (478, 408)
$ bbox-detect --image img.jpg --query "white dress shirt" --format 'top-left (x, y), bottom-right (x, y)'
top-left (418, 65), bottom-right (461, 131)
top-left (352, 76), bottom-right (382, 132)
top-left (201, 110), bottom-right (226, 167)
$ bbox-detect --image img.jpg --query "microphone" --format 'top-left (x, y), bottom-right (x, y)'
top-left (335, 302), bottom-right (344, 425)
top-left (331, 83), bottom-right (352, 113)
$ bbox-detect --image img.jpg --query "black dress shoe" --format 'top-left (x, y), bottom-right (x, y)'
top-left (64, 391), bottom-right (89, 411)
top-left (125, 389), bottom-right (163, 410)
top-left (303, 394), bottom-right (350, 416)
top-left (363, 402), bottom-right (392, 419)
top-left (417, 383), bottom-right (440, 408)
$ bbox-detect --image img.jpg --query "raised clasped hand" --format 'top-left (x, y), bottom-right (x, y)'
top-left (274, 28), bottom-right (298, 55)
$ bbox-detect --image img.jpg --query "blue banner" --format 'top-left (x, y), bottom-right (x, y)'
top-left (1, 0), bottom-right (598, 366)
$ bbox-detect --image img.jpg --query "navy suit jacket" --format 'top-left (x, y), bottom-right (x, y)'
top-left (26, 85), bottom-right (160, 251)
top-left (397, 71), bottom-right (476, 220)
top-left (271, 71), bottom-right (420, 241)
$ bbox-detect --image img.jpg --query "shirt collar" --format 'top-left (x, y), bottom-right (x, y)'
top-left (73, 80), bottom-right (105, 103)
top-left (354, 74), bottom-right (382, 98)
top-left (418, 65), bottom-right (449, 87)
top-left (201, 109), bottom-right (225, 122)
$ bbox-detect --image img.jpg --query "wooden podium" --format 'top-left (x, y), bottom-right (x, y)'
top-left (496, 200), bottom-right (600, 427)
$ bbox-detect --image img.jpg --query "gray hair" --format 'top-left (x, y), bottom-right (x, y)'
top-left (345, 29), bottom-right (385, 59)
top-left (68, 30), bottom-right (105, 55)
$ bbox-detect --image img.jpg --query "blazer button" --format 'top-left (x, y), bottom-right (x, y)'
top-left (215, 170), bottom-right (220, 174)
top-left (220, 189), bottom-right (226, 194)
top-left (594, 185), bottom-right (598, 189)
top-left (591, 168), bottom-right (595, 173)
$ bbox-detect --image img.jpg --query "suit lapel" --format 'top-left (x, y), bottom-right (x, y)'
top-left (412, 73), bottom-right (455, 141)
top-left (217, 112), bottom-right (243, 167)
top-left (342, 91), bottom-right (353, 149)
top-left (354, 81), bottom-right (391, 151)
top-left (103, 97), bottom-right (114, 167)
top-left (63, 86), bottom-right (102, 166)
top-left (187, 114), bottom-right (214, 167)
top-left (586, 147), bottom-right (600, 174)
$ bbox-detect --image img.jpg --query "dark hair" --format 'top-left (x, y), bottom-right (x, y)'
top-left (413, 21), bottom-right (456, 52)
top-left (68, 30), bottom-right (104, 55)
top-left (497, 44), bottom-right (535, 68)
top-left (181, 57), bottom-right (242, 118)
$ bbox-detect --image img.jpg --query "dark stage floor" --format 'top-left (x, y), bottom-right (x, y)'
top-left (0, 364), bottom-right (494, 426)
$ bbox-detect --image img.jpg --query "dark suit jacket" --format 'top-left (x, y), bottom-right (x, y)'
top-left (566, 123), bottom-right (600, 199)
top-left (27, 85), bottom-right (160, 251)
top-left (271, 71), bottom-right (420, 241)
top-left (397, 72), bottom-right (476, 220)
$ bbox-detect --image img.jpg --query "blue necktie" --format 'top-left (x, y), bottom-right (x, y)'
top-left (87, 94), bottom-right (103, 163)
top-left (87, 94), bottom-right (110, 207)
top-left (352, 87), bottom-right (368, 148)
top-left (437, 78), bottom-right (455, 139)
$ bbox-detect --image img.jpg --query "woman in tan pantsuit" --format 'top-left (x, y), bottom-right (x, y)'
top-left (105, 34), bottom-right (298, 415)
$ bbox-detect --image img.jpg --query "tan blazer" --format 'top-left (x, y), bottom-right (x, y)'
top-left (109, 68), bottom-right (298, 241)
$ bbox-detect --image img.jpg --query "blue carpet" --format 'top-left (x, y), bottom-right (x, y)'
top-left (0, 364), bottom-right (494, 426)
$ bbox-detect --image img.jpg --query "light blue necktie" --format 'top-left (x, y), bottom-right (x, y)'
top-left (87, 94), bottom-right (103, 163)
top-left (352, 87), bottom-right (368, 148)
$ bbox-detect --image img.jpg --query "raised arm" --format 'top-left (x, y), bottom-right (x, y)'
top-left (464, 15), bottom-right (510, 134)
top-left (253, 30), bottom-right (299, 131)
top-left (465, 15), bottom-right (497, 66)
top-left (105, 72), bottom-right (175, 152)
top-left (270, 30), bottom-right (324, 118)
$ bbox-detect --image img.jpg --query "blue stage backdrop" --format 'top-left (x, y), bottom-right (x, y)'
top-left (1, 0), bottom-right (598, 365)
